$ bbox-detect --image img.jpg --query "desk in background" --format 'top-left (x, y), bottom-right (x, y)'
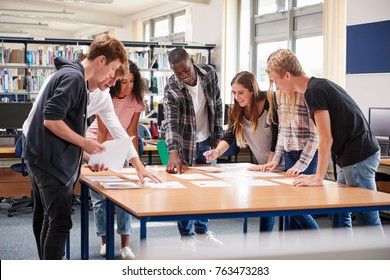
top-left (79, 163), bottom-right (390, 260)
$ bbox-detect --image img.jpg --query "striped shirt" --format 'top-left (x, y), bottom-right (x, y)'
top-left (273, 92), bottom-right (318, 171)
top-left (163, 64), bottom-right (224, 166)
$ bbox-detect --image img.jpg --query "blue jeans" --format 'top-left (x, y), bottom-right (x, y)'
top-left (177, 137), bottom-right (214, 236)
top-left (284, 150), bottom-right (319, 230)
top-left (28, 162), bottom-right (75, 260)
top-left (336, 151), bottom-right (382, 227)
top-left (90, 189), bottom-right (131, 237)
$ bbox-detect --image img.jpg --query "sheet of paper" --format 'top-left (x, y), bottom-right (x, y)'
top-left (88, 137), bottom-right (134, 171)
top-left (113, 167), bottom-right (137, 174)
top-left (148, 181), bottom-right (187, 189)
top-left (171, 173), bottom-right (211, 180)
top-left (191, 180), bottom-right (231, 187)
top-left (149, 166), bottom-right (168, 172)
top-left (220, 163), bottom-right (256, 170)
top-left (85, 176), bottom-right (124, 182)
top-left (190, 166), bottom-right (225, 172)
top-left (100, 181), bottom-right (140, 189)
top-left (271, 178), bottom-right (336, 185)
top-left (123, 174), bottom-right (153, 182)
top-left (206, 171), bottom-right (260, 178)
top-left (249, 171), bottom-right (283, 177)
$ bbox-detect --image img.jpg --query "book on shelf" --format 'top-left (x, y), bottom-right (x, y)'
top-left (100, 181), bottom-right (140, 189)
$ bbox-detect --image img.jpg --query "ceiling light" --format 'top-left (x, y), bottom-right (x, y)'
top-left (0, 22), bottom-right (49, 28)
top-left (0, 9), bottom-right (75, 16)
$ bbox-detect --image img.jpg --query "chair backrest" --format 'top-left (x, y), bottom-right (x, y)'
top-left (11, 135), bottom-right (28, 176)
top-left (156, 140), bottom-right (169, 165)
top-left (138, 136), bottom-right (144, 155)
top-left (137, 124), bottom-right (152, 139)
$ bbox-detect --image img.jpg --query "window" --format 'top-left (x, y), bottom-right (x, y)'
top-left (145, 11), bottom-right (186, 43)
top-left (239, 0), bottom-right (323, 84)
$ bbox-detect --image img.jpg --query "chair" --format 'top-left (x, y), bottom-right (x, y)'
top-left (137, 124), bottom-right (152, 139)
top-left (7, 135), bottom-right (33, 217)
top-left (156, 140), bottom-right (169, 165)
top-left (138, 136), bottom-right (144, 155)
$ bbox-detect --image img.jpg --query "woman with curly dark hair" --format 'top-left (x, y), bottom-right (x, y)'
top-left (87, 60), bottom-right (146, 260)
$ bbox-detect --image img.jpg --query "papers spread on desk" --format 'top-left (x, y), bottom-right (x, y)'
top-left (100, 181), bottom-right (140, 189)
top-left (123, 174), bottom-right (153, 182)
top-left (113, 167), bottom-right (137, 174)
top-left (271, 178), bottom-right (336, 185)
top-left (220, 163), bottom-right (256, 170)
top-left (148, 181), bottom-right (186, 189)
top-left (149, 166), bottom-right (168, 172)
top-left (85, 176), bottom-right (124, 182)
top-left (190, 166), bottom-right (225, 172)
top-left (191, 180), bottom-right (232, 187)
top-left (250, 171), bottom-right (282, 177)
top-left (171, 173), bottom-right (211, 180)
top-left (88, 137), bottom-right (134, 171)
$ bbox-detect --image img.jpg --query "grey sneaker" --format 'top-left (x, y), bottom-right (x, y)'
top-left (181, 236), bottom-right (196, 254)
top-left (195, 231), bottom-right (223, 247)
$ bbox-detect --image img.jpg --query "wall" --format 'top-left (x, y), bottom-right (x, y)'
top-left (345, 0), bottom-right (390, 118)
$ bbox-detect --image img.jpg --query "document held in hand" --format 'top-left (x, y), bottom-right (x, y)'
top-left (88, 137), bottom-right (134, 171)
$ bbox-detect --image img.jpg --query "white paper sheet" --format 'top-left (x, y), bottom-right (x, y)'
top-left (100, 181), bottom-right (140, 189)
top-left (88, 137), bottom-right (134, 171)
top-left (171, 173), bottom-right (211, 180)
top-left (190, 166), bottom-right (225, 172)
top-left (85, 176), bottom-right (124, 182)
top-left (149, 166), bottom-right (168, 172)
top-left (248, 171), bottom-right (283, 177)
top-left (123, 174), bottom-right (153, 182)
top-left (148, 181), bottom-right (187, 189)
top-left (113, 167), bottom-right (137, 173)
top-left (191, 180), bottom-right (232, 187)
top-left (271, 178), bottom-right (336, 185)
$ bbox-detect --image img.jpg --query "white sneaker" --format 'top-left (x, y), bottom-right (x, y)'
top-left (100, 243), bottom-right (106, 257)
top-left (120, 246), bottom-right (136, 260)
top-left (181, 237), bottom-right (196, 254)
top-left (195, 231), bottom-right (223, 247)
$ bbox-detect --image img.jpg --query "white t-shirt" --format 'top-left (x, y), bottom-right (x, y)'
top-left (22, 74), bottom-right (138, 160)
top-left (185, 76), bottom-right (210, 143)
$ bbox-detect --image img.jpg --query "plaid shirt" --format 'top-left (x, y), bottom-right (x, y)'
top-left (273, 92), bottom-right (318, 171)
top-left (163, 64), bottom-right (223, 166)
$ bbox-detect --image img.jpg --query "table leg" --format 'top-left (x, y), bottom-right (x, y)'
top-left (80, 182), bottom-right (89, 260)
top-left (106, 199), bottom-right (115, 260)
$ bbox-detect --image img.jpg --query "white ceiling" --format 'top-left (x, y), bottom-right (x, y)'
top-left (0, 0), bottom-right (209, 38)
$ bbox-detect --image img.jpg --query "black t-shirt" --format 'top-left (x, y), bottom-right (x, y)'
top-left (304, 77), bottom-right (379, 167)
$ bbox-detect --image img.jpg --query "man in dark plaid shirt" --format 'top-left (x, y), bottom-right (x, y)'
top-left (162, 48), bottom-right (224, 253)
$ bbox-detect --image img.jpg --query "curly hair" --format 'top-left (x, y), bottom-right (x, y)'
top-left (109, 60), bottom-right (144, 104)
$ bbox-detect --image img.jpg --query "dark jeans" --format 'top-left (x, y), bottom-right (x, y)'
top-left (28, 162), bottom-right (75, 260)
top-left (177, 137), bottom-right (212, 236)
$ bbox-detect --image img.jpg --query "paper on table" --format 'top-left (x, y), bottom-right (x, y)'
top-left (271, 178), bottom-right (336, 185)
top-left (148, 181), bottom-right (186, 189)
top-left (247, 171), bottom-right (282, 177)
top-left (191, 180), bottom-right (231, 187)
top-left (171, 173), bottom-right (211, 180)
top-left (85, 176), bottom-right (124, 182)
top-left (88, 137), bottom-right (134, 171)
top-left (190, 166), bottom-right (225, 172)
top-left (124, 174), bottom-right (153, 182)
top-left (113, 167), bottom-right (137, 174)
top-left (100, 181), bottom-right (140, 189)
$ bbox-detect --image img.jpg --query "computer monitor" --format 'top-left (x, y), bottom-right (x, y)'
top-left (368, 107), bottom-right (390, 140)
top-left (0, 102), bottom-right (33, 130)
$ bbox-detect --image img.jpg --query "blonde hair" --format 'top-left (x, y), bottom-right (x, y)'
top-left (230, 71), bottom-right (266, 147)
top-left (266, 49), bottom-right (303, 125)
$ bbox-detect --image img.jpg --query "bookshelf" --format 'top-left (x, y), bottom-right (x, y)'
top-left (0, 37), bottom-right (215, 106)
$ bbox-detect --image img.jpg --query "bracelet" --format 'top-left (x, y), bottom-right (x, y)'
top-left (215, 148), bottom-right (221, 156)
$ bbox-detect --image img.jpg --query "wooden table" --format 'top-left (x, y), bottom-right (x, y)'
top-left (79, 163), bottom-right (390, 260)
top-left (0, 146), bottom-right (15, 158)
top-left (380, 158), bottom-right (390, 166)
